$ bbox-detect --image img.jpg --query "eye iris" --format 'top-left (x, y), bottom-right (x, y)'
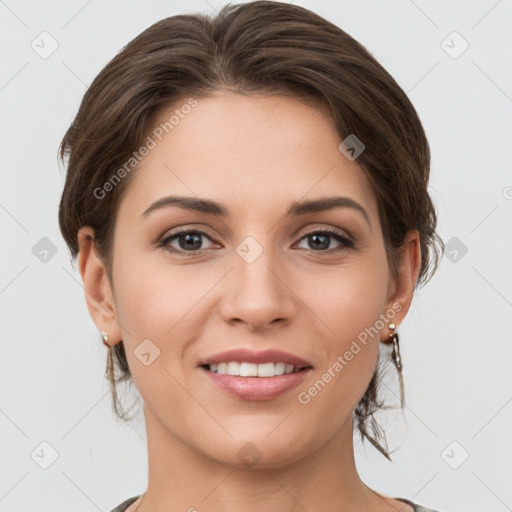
top-left (179, 232), bottom-right (202, 250)
top-left (310, 233), bottom-right (330, 250)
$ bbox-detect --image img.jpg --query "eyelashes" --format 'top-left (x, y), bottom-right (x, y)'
top-left (157, 228), bottom-right (355, 255)
top-left (296, 230), bottom-right (355, 252)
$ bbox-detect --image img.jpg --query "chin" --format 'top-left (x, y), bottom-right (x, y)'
top-left (201, 434), bottom-right (314, 471)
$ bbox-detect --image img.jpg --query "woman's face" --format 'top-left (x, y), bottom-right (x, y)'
top-left (83, 91), bottom-right (417, 468)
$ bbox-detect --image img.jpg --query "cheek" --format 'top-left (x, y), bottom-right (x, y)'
top-left (111, 252), bottom-right (212, 391)
top-left (110, 258), bottom-right (193, 401)
top-left (298, 250), bottom-right (389, 408)
top-left (307, 250), bottom-right (390, 344)
top-left (113, 248), bottom-right (203, 335)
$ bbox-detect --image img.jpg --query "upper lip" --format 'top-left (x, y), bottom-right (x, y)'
top-left (199, 348), bottom-right (312, 368)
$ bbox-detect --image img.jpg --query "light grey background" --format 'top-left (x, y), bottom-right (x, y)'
top-left (1, 1), bottom-right (511, 511)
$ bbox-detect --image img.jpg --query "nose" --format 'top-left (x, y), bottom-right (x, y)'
top-left (219, 249), bottom-right (296, 332)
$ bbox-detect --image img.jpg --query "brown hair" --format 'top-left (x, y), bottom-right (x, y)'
top-left (58, 0), bottom-right (444, 460)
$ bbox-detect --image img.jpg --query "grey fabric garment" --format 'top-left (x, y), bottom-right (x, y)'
top-left (109, 496), bottom-right (139, 512)
top-left (395, 496), bottom-right (441, 511)
top-left (109, 495), bottom-right (441, 512)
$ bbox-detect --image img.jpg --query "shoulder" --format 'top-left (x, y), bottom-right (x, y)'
top-left (395, 496), bottom-right (442, 512)
top-left (109, 495), bottom-right (141, 512)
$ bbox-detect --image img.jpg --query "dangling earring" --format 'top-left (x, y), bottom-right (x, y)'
top-left (388, 323), bottom-right (402, 371)
top-left (100, 331), bottom-right (109, 348)
top-left (388, 322), bottom-right (405, 407)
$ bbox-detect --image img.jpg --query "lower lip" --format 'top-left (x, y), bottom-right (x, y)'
top-left (200, 367), bottom-right (312, 401)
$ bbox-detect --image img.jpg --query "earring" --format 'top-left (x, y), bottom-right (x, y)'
top-left (100, 331), bottom-right (109, 348)
top-left (388, 323), bottom-right (402, 371)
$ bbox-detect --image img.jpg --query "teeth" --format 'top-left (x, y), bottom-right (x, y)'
top-left (284, 364), bottom-right (294, 374)
top-left (240, 362), bottom-right (257, 377)
top-left (207, 362), bottom-right (301, 377)
top-left (274, 362), bottom-right (285, 375)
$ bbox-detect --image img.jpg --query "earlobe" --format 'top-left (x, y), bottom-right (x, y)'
top-left (77, 227), bottom-right (121, 345)
top-left (383, 229), bottom-right (422, 333)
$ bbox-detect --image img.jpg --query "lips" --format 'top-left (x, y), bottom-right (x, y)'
top-left (198, 348), bottom-right (312, 369)
top-left (198, 348), bottom-right (313, 400)
top-left (201, 368), bottom-right (312, 400)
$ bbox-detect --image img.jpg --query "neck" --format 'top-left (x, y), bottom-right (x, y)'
top-left (134, 407), bottom-right (394, 512)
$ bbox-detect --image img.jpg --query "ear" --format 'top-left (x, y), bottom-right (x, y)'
top-left (381, 229), bottom-right (422, 342)
top-left (77, 226), bottom-right (121, 346)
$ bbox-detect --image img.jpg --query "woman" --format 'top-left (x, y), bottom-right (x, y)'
top-left (58, 2), bottom-right (445, 511)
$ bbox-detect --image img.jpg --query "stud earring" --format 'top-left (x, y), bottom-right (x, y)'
top-left (388, 323), bottom-right (402, 371)
top-left (100, 331), bottom-right (109, 348)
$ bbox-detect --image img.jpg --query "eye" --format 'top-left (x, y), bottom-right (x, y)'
top-left (158, 229), bottom-right (216, 253)
top-left (158, 228), bottom-right (355, 255)
top-left (295, 230), bottom-right (355, 252)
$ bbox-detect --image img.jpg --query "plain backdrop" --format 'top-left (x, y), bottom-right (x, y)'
top-left (1, 1), bottom-right (511, 511)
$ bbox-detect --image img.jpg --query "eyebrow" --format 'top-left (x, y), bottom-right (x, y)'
top-left (142, 195), bottom-right (371, 227)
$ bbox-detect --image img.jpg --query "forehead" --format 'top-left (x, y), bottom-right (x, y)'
top-left (119, 92), bottom-right (378, 223)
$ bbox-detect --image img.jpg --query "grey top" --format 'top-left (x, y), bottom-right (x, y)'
top-left (110, 495), bottom-right (441, 512)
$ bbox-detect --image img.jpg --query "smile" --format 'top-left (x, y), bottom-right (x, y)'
top-left (204, 361), bottom-right (304, 377)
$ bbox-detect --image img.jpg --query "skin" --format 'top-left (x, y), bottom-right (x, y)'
top-left (77, 91), bottom-right (421, 512)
